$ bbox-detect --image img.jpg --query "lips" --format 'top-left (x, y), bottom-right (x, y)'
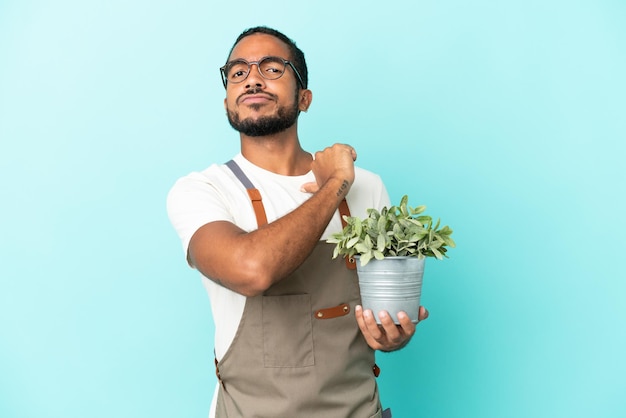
top-left (237, 92), bottom-right (276, 105)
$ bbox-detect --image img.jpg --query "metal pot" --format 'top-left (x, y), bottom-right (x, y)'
top-left (355, 256), bottom-right (425, 324)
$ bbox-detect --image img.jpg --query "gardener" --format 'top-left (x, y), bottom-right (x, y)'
top-left (167, 26), bottom-right (429, 418)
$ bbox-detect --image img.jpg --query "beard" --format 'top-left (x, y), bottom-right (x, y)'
top-left (227, 90), bottom-right (300, 137)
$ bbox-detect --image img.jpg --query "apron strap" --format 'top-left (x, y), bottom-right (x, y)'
top-left (225, 159), bottom-right (355, 270)
top-left (225, 160), bottom-right (268, 227)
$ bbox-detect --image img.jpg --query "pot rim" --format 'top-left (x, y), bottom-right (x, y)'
top-left (353, 255), bottom-right (426, 260)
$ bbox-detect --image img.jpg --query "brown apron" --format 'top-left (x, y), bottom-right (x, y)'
top-left (214, 161), bottom-right (382, 418)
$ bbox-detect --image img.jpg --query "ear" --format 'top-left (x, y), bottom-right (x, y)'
top-left (223, 97), bottom-right (227, 110)
top-left (298, 89), bottom-right (313, 112)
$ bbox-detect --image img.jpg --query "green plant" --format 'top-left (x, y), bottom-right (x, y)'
top-left (327, 195), bottom-right (456, 266)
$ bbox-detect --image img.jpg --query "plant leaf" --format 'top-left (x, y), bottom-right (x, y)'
top-left (360, 252), bottom-right (373, 266)
top-left (431, 247), bottom-right (443, 260)
top-left (327, 194), bottom-right (455, 261)
top-left (346, 236), bottom-right (359, 248)
top-left (376, 234), bottom-right (386, 252)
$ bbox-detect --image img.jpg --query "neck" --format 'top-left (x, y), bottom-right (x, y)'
top-left (239, 124), bottom-right (312, 176)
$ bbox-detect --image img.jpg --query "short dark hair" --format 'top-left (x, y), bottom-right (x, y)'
top-left (226, 26), bottom-right (308, 89)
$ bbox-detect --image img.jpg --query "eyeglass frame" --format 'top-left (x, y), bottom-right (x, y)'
top-left (220, 56), bottom-right (305, 89)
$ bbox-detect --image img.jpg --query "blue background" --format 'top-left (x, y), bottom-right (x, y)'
top-left (1, 1), bottom-right (624, 417)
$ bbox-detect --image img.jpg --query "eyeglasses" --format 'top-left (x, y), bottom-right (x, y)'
top-left (220, 56), bottom-right (305, 89)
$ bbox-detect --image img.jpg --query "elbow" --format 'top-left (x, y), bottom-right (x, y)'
top-left (191, 247), bottom-right (276, 297)
top-left (229, 257), bottom-right (276, 297)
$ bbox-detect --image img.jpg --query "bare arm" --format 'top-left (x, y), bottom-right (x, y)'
top-left (188, 144), bottom-right (356, 297)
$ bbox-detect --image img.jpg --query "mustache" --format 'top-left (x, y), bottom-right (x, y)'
top-left (237, 87), bottom-right (277, 103)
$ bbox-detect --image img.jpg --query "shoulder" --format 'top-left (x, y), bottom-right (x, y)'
top-left (354, 166), bottom-right (384, 185)
top-left (167, 164), bottom-right (232, 196)
top-left (347, 166), bottom-right (390, 217)
top-left (166, 162), bottom-right (245, 256)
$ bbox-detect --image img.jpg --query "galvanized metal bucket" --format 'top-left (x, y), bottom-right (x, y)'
top-left (355, 256), bottom-right (425, 324)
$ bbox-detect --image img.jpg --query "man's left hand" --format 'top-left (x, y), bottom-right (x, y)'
top-left (355, 305), bottom-right (429, 351)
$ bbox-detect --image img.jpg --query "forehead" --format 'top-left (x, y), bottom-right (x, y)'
top-left (228, 33), bottom-right (291, 62)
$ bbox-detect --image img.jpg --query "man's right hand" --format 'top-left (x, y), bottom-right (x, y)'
top-left (301, 143), bottom-right (357, 195)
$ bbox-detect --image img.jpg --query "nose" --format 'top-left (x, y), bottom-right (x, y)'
top-left (244, 62), bottom-right (265, 89)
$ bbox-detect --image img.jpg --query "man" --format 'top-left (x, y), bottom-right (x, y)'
top-left (167, 26), bottom-right (428, 418)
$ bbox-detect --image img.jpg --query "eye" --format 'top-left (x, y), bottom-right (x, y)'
top-left (260, 58), bottom-right (285, 77)
top-left (227, 61), bottom-right (249, 80)
top-left (265, 66), bottom-right (283, 74)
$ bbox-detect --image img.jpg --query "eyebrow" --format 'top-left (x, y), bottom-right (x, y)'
top-left (225, 55), bottom-right (289, 64)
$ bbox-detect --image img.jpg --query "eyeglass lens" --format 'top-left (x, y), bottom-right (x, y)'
top-left (225, 57), bottom-right (286, 84)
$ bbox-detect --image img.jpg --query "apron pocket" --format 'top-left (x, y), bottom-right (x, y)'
top-left (262, 294), bottom-right (314, 367)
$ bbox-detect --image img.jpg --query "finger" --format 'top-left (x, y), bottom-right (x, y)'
top-left (418, 306), bottom-right (429, 322)
top-left (356, 306), bottom-right (384, 350)
top-left (355, 305), bottom-right (368, 334)
top-left (300, 181), bottom-right (319, 193)
top-left (355, 306), bottom-right (378, 345)
top-left (396, 311), bottom-right (416, 336)
top-left (336, 143), bottom-right (357, 161)
top-left (362, 308), bottom-right (383, 340)
top-left (344, 144), bottom-right (357, 161)
top-left (378, 311), bottom-right (402, 343)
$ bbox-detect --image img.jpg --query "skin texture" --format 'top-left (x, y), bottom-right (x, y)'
top-left (188, 32), bottom-right (427, 351)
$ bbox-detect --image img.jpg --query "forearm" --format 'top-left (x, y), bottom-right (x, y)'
top-left (189, 176), bottom-right (349, 296)
top-left (246, 177), bottom-right (347, 280)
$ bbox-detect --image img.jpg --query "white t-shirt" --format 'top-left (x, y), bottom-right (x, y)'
top-left (166, 153), bottom-right (390, 414)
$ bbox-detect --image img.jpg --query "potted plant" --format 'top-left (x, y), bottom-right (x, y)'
top-left (327, 195), bottom-right (455, 324)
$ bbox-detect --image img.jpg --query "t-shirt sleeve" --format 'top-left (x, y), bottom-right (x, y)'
top-left (376, 179), bottom-right (391, 210)
top-left (348, 168), bottom-right (391, 219)
top-left (166, 172), bottom-right (234, 265)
